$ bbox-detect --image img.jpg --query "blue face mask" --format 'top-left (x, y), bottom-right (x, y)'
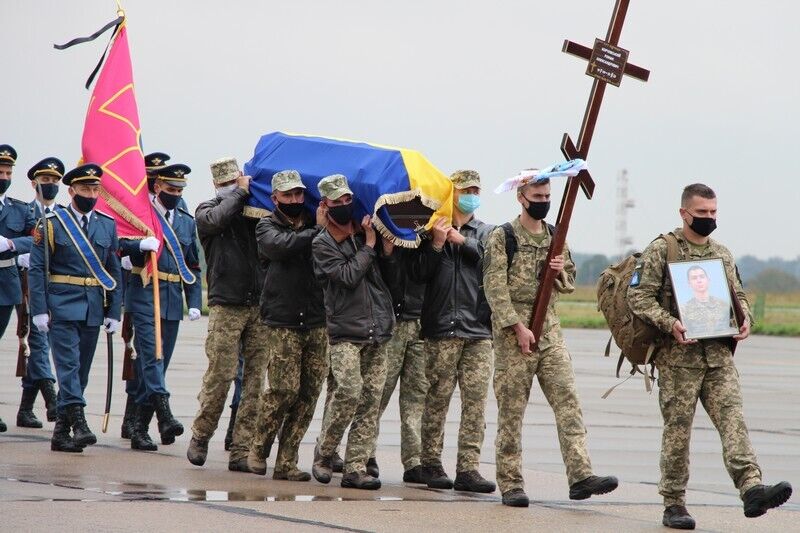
top-left (457, 193), bottom-right (480, 214)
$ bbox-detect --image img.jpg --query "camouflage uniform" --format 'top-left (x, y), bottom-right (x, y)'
top-left (682, 296), bottom-right (734, 337)
top-left (483, 218), bottom-right (593, 493)
top-left (190, 305), bottom-right (270, 462)
top-left (371, 319), bottom-right (428, 470)
top-left (628, 228), bottom-right (761, 506)
top-left (421, 337), bottom-right (492, 472)
top-left (250, 326), bottom-right (328, 472)
top-left (318, 341), bottom-right (387, 474)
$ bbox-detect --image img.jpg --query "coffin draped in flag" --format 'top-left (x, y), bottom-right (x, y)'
top-left (79, 19), bottom-right (161, 246)
top-left (243, 132), bottom-right (453, 248)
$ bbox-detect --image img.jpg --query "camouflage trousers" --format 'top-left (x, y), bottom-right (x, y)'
top-left (420, 338), bottom-right (492, 473)
top-left (370, 320), bottom-right (428, 470)
top-left (250, 327), bottom-right (328, 472)
top-left (493, 329), bottom-right (592, 493)
top-left (318, 341), bottom-right (387, 475)
top-left (190, 305), bottom-right (269, 462)
top-left (657, 363), bottom-right (762, 506)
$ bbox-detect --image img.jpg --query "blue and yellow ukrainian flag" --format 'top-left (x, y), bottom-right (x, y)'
top-left (243, 132), bottom-right (453, 247)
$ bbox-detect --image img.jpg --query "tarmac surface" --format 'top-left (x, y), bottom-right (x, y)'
top-left (1, 319), bottom-right (798, 532)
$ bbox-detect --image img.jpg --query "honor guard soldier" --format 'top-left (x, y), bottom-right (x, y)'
top-left (145, 152), bottom-right (187, 211)
top-left (29, 163), bottom-right (122, 452)
top-left (0, 144), bottom-right (36, 433)
top-left (120, 151), bottom-right (171, 437)
top-left (13, 158), bottom-right (65, 429)
top-left (119, 163), bottom-right (201, 451)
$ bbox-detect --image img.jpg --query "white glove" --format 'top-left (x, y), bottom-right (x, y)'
top-left (188, 308), bottom-right (201, 321)
top-left (121, 256), bottom-right (133, 270)
top-left (17, 253), bottom-right (30, 269)
top-left (103, 317), bottom-right (120, 334)
top-left (139, 236), bottom-right (160, 252)
top-left (0, 238), bottom-right (10, 253)
top-left (33, 313), bottom-right (49, 333)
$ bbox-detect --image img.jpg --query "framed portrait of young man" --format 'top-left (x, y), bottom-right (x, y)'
top-left (667, 258), bottom-right (740, 340)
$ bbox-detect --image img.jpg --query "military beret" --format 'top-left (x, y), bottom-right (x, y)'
top-left (144, 152), bottom-right (171, 175)
top-left (0, 144), bottom-right (18, 166)
top-left (154, 163), bottom-right (191, 188)
top-left (318, 174), bottom-right (353, 200)
top-left (450, 170), bottom-right (481, 189)
top-left (63, 163), bottom-right (103, 186)
top-left (27, 157), bottom-right (65, 180)
top-left (272, 169), bottom-right (306, 192)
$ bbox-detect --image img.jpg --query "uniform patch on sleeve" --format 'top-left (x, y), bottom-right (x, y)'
top-left (630, 271), bottom-right (641, 287)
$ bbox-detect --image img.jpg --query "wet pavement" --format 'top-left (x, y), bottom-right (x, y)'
top-left (1, 319), bottom-right (798, 531)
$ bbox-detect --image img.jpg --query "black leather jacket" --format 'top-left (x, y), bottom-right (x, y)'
top-left (312, 228), bottom-right (395, 344)
top-left (196, 189), bottom-right (264, 307)
top-left (379, 247), bottom-right (425, 321)
top-left (256, 210), bottom-right (325, 329)
top-left (409, 217), bottom-right (494, 339)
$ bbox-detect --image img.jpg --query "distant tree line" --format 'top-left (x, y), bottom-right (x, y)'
top-left (572, 252), bottom-right (800, 291)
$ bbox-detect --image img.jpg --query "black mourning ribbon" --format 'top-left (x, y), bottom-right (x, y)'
top-left (54, 16), bottom-right (124, 89)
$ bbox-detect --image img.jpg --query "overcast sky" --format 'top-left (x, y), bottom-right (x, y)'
top-left (3, 1), bottom-right (798, 259)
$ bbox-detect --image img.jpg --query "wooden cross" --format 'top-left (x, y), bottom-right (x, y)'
top-left (530, 0), bottom-right (650, 348)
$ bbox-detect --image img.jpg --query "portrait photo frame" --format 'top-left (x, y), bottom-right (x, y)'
top-left (667, 258), bottom-right (740, 340)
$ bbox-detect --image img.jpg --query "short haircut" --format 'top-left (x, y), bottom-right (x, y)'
top-left (518, 175), bottom-right (550, 195)
top-left (681, 183), bottom-right (716, 207)
top-left (686, 264), bottom-right (708, 281)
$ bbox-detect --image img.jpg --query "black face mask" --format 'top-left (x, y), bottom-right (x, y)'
top-left (147, 177), bottom-right (156, 194)
top-left (73, 194), bottom-right (97, 213)
top-left (688, 213), bottom-right (717, 237)
top-left (278, 201), bottom-right (305, 219)
top-left (40, 183), bottom-right (59, 201)
top-left (525, 200), bottom-right (550, 220)
top-left (328, 203), bottom-right (354, 225)
top-left (158, 190), bottom-right (181, 211)
top-left (0, 179), bottom-right (10, 195)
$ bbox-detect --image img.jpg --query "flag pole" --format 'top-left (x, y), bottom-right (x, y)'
top-left (150, 251), bottom-right (163, 359)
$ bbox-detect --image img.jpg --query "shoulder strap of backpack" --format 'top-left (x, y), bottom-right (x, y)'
top-left (501, 222), bottom-right (517, 270)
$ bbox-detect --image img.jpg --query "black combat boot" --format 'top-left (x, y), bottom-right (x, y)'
top-left (37, 379), bottom-right (58, 422)
top-left (502, 488), bottom-right (530, 508)
top-left (662, 505), bottom-right (696, 530)
top-left (187, 436), bottom-right (209, 466)
top-left (403, 465), bottom-right (428, 484)
top-left (152, 393), bottom-right (183, 444)
top-left (454, 470), bottom-right (496, 493)
top-left (16, 387), bottom-right (43, 428)
top-left (50, 412), bottom-right (83, 453)
top-left (742, 482), bottom-right (793, 518)
top-left (366, 456), bottom-right (380, 478)
top-left (66, 404), bottom-right (96, 447)
top-left (0, 416), bottom-right (6, 432)
top-left (341, 471), bottom-right (381, 490)
top-left (331, 450), bottom-right (344, 473)
top-left (120, 395), bottom-right (136, 439)
top-left (312, 445), bottom-right (333, 484)
top-left (569, 475), bottom-right (619, 500)
top-left (130, 403), bottom-right (158, 451)
top-left (224, 404), bottom-right (238, 451)
top-left (426, 465), bottom-right (454, 489)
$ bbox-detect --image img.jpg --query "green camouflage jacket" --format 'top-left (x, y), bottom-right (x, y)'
top-left (483, 217), bottom-right (575, 352)
top-left (628, 227), bottom-right (752, 368)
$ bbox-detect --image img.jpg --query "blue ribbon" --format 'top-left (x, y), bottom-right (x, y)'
top-left (53, 207), bottom-right (116, 291)
top-left (155, 210), bottom-right (196, 285)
